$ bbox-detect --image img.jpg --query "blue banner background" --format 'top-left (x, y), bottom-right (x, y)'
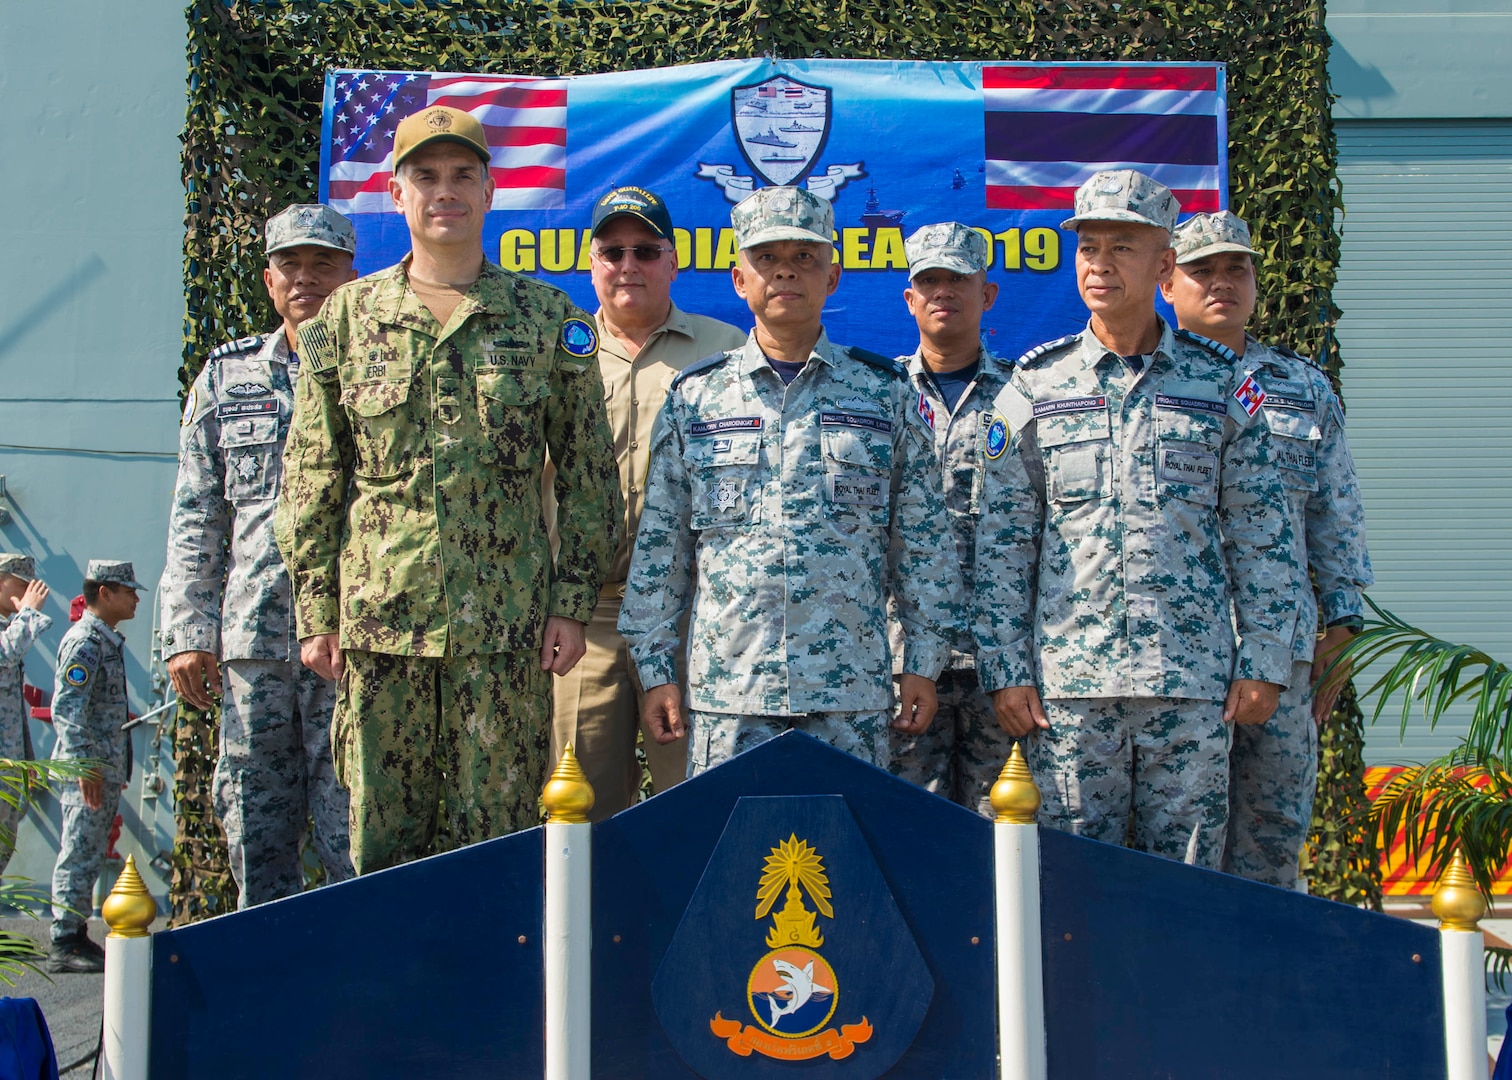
top-left (321, 58), bottom-right (1228, 363)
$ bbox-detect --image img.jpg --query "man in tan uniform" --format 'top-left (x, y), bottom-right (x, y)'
top-left (549, 186), bottom-right (744, 819)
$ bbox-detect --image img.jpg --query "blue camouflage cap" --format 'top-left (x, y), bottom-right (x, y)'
top-left (85, 560), bottom-right (145, 591)
top-left (905, 222), bottom-right (989, 278)
top-left (1060, 169), bottom-right (1180, 235)
top-left (265, 204), bottom-right (356, 256)
top-left (731, 187), bottom-right (834, 249)
top-left (0, 554), bottom-right (37, 581)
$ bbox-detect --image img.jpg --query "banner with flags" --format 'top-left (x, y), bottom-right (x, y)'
top-left (319, 58), bottom-right (1228, 361)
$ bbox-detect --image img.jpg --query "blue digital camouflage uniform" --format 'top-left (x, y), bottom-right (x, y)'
top-left (888, 345), bottom-right (1019, 815)
top-left (280, 258), bottom-right (620, 873)
top-left (1225, 336), bottom-right (1372, 886)
top-left (619, 330), bottom-right (964, 773)
top-left (49, 609), bottom-right (130, 941)
top-left (162, 331), bottom-right (353, 906)
top-left (0, 603), bottom-right (49, 874)
top-left (981, 320), bottom-right (1300, 867)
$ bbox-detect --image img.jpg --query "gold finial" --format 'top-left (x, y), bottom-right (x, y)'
top-left (1433, 848), bottom-right (1488, 932)
top-left (989, 743), bottom-right (1041, 825)
top-left (103, 855), bottom-right (157, 939)
top-left (542, 743), bottom-right (595, 824)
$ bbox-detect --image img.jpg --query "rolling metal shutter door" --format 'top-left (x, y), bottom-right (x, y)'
top-left (1333, 120), bottom-right (1512, 764)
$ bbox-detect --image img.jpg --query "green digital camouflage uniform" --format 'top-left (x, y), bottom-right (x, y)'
top-left (279, 257), bottom-right (620, 873)
top-left (1226, 335), bottom-right (1371, 886)
top-left (981, 321), bottom-right (1300, 868)
top-left (619, 330), bottom-right (963, 774)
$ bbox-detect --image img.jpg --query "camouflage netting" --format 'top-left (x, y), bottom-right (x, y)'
top-left (178, 0), bottom-right (1377, 916)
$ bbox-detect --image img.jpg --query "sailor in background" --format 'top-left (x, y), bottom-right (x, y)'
top-left (1161, 210), bottom-right (1372, 887)
top-left (161, 204), bottom-right (357, 905)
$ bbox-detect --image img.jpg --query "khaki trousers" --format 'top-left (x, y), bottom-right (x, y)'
top-left (550, 591), bottom-right (688, 821)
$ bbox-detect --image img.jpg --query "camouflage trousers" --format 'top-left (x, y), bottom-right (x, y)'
top-left (337, 649), bottom-right (550, 875)
top-left (550, 592), bottom-right (686, 822)
top-left (1027, 698), bottom-right (1232, 868)
top-left (688, 708), bottom-right (891, 776)
top-left (0, 717), bottom-right (33, 877)
top-left (0, 789), bottom-right (21, 879)
top-left (1225, 660), bottom-right (1318, 888)
top-left (51, 786), bottom-right (121, 940)
top-left (889, 668), bottom-right (1014, 818)
top-left (214, 659), bottom-right (353, 907)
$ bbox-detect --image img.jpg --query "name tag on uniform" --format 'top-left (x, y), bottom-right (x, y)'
top-left (820, 411), bottom-right (893, 433)
top-left (689, 417), bottom-right (763, 438)
top-left (1159, 448), bottom-right (1218, 485)
top-left (1276, 442), bottom-right (1316, 472)
top-left (1263, 394), bottom-right (1315, 412)
top-left (829, 473), bottom-right (886, 507)
top-left (217, 400), bottom-right (278, 419)
top-left (1155, 394), bottom-right (1227, 417)
top-left (1032, 395), bottom-right (1106, 418)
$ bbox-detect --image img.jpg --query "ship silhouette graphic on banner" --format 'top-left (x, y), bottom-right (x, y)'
top-left (653, 796), bottom-right (933, 1078)
top-left (698, 75), bottom-right (865, 204)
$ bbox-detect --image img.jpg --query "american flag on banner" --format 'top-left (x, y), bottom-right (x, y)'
top-left (982, 64), bottom-right (1226, 212)
top-left (324, 71), bottom-right (568, 214)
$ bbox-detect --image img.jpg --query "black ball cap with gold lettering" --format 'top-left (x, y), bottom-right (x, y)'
top-left (392, 106), bottom-right (491, 168)
top-left (591, 186), bottom-right (674, 240)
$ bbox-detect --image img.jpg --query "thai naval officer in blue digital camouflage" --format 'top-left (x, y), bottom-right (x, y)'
top-left (620, 186), bottom-right (964, 773)
top-left (279, 107), bottom-right (620, 874)
top-left (980, 171), bottom-right (1300, 869)
top-left (1161, 211), bottom-right (1373, 887)
top-left (0, 554), bottom-right (51, 876)
top-left (47, 561), bottom-right (141, 973)
top-left (886, 223), bottom-right (1023, 816)
top-left (162, 204), bottom-right (357, 906)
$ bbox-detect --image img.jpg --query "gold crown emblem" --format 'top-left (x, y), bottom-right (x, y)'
top-left (427, 109), bottom-right (452, 131)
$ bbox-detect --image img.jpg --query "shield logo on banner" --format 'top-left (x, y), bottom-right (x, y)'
top-left (732, 75), bottom-right (832, 187)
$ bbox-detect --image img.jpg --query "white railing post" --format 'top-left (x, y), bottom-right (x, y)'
top-left (101, 854), bottom-right (156, 1080)
top-left (991, 743), bottom-right (1047, 1080)
top-left (1434, 849), bottom-right (1488, 1080)
top-left (542, 744), bottom-right (594, 1080)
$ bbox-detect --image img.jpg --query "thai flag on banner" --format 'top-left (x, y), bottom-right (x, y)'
top-left (323, 71), bottom-right (568, 214)
top-left (982, 64), bottom-right (1226, 213)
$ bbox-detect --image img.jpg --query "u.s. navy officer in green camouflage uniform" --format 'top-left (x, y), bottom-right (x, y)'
top-left (278, 106), bottom-right (620, 874)
top-left (1161, 211), bottom-right (1372, 887)
top-left (619, 186), bottom-right (963, 774)
top-left (976, 171), bottom-right (1300, 869)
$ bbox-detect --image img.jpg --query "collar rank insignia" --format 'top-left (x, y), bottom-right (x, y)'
top-left (653, 795), bottom-right (933, 1078)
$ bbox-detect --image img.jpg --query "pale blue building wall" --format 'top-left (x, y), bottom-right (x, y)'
top-left (0, 0), bottom-right (188, 895)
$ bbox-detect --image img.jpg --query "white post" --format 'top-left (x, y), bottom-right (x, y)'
top-left (1434, 849), bottom-right (1488, 1080)
top-left (542, 745), bottom-right (594, 1080)
top-left (991, 744), bottom-right (1048, 1080)
top-left (100, 854), bottom-right (156, 1080)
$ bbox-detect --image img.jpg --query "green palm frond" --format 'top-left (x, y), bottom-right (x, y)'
top-left (1367, 746), bottom-right (1512, 896)
top-left (1325, 597), bottom-right (1512, 762)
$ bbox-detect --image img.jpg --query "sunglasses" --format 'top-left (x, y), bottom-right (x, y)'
top-left (593, 245), bottom-right (672, 264)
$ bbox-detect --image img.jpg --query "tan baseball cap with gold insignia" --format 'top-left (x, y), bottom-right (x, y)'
top-left (392, 106), bottom-right (491, 168)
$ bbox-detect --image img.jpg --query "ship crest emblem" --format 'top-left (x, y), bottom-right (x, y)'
top-left (697, 74), bottom-right (864, 204)
top-left (710, 834), bottom-right (874, 1060)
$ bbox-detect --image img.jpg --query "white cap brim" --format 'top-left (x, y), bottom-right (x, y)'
top-left (737, 225), bottom-right (833, 250)
top-left (1175, 240), bottom-right (1260, 264)
top-left (1060, 209), bottom-right (1173, 233)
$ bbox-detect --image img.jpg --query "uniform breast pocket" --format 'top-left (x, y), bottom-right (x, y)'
top-left (689, 438), bottom-right (763, 529)
top-left (822, 426), bottom-right (893, 528)
top-left (340, 377), bottom-right (415, 479)
top-left (1155, 409), bottom-right (1224, 507)
top-left (1041, 412), bottom-right (1112, 505)
top-left (476, 365), bottom-right (551, 470)
top-left (1264, 409), bottom-right (1321, 492)
top-left (219, 416), bottom-right (281, 503)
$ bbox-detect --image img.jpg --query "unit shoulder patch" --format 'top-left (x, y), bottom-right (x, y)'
top-left (559, 317), bottom-right (600, 359)
top-left (1015, 334), bottom-right (1078, 368)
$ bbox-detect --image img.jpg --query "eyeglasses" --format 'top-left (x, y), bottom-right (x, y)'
top-left (593, 245), bottom-right (672, 264)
